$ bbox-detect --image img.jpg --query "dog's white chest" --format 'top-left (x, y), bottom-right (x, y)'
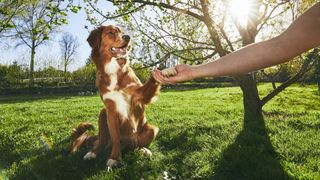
top-left (104, 58), bottom-right (120, 91)
top-left (102, 91), bottom-right (131, 119)
top-left (104, 57), bottom-right (120, 74)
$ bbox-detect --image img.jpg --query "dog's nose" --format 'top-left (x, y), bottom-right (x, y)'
top-left (122, 35), bottom-right (130, 41)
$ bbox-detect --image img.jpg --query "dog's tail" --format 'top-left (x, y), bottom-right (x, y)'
top-left (70, 122), bottom-right (96, 154)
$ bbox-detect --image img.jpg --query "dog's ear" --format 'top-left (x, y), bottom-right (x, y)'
top-left (87, 26), bottom-right (103, 49)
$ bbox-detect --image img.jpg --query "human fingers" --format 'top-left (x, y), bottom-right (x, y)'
top-left (152, 69), bottom-right (167, 84)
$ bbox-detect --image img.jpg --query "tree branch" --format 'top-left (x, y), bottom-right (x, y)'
top-left (88, 1), bottom-right (146, 23)
top-left (131, 14), bottom-right (214, 63)
top-left (257, 1), bottom-right (288, 34)
top-left (261, 55), bottom-right (315, 106)
top-left (199, 0), bottom-right (226, 57)
top-left (106, 0), bottom-right (205, 21)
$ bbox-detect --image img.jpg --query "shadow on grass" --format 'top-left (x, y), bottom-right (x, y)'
top-left (212, 113), bottom-right (290, 179)
top-left (8, 138), bottom-right (111, 180)
top-left (154, 125), bottom-right (219, 179)
top-left (6, 113), bottom-right (290, 179)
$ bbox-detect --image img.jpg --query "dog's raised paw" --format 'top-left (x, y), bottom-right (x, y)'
top-left (139, 147), bottom-right (152, 157)
top-left (83, 151), bottom-right (96, 160)
top-left (161, 67), bottom-right (177, 76)
top-left (106, 159), bottom-right (118, 171)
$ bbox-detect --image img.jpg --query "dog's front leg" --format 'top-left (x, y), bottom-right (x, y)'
top-left (137, 77), bottom-right (160, 104)
top-left (105, 100), bottom-right (121, 170)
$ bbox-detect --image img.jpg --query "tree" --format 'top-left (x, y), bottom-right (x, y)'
top-left (59, 32), bottom-right (80, 75)
top-left (310, 48), bottom-right (320, 92)
top-left (10, 0), bottom-right (73, 86)
top-left (0, 0), bottom-right (26, 36)
top-left (84, 0), bottom-right (318, 117)
top-left (317, 58), bottom-right (320, 93)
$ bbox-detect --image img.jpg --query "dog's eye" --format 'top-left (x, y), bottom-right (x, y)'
top-left (107, 31), bottom-right (114, 38)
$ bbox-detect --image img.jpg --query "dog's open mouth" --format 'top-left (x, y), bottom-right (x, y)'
top-left (110, 44), bottom-right (131, 55)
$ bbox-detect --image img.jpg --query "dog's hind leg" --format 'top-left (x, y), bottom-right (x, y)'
top-left (84, 108), bottom-right (110, 160)
top-left (137, 123), bottom-right (159, 156)
top-left (70, 122), bottom-right (96, 154)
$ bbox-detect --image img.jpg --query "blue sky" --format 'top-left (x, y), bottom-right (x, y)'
top-left (0, 1), bottom-right (117, 71)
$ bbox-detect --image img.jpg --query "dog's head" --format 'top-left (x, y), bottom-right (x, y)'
top-left (87, 25), bottom-right (131, 58)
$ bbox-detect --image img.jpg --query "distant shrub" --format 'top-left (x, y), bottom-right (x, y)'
top-left (132, 63), bottom-right (150, 83)
top-left (0, 65), bottom-right (10, 87)
top-left (72, 62), bottom-right (96, 85)
top-left (0, 62), bottom-right (28, 88)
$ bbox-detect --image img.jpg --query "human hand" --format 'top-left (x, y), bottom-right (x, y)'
top-left (151, 64), bottom-right (195, 84)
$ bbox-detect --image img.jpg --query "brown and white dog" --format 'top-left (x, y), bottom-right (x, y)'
top-left (70, 25), bottom-right (161, 169)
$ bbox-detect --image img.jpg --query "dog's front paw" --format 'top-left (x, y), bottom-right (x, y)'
top-left (106, 159), bottom-right (118, 171)
top-left (139, 147), bottom-right (152, 157)
top-left (83, 151), bottom-right (96, 160)
top-left (161, 67), bottom-right (177, 76)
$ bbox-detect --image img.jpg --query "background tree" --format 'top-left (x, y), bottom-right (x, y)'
top-left (59, 32), bottom-right (80, 76)
top-left (317, 58), bottom-right (320, 93)
top-left (309, 48), bottom-right (320, 92)
top-left (10, 0), bottom-right (75, 86)
top-left (0, 0), bottom-right (26, 36)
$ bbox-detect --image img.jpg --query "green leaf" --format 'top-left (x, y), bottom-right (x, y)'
top-left (70, 6), bottom-right (81, 13)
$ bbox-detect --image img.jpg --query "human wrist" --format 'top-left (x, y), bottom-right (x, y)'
top-left (191, 65), bottom-right (203, 79)
top-left (192, 61), bottom-right (219, 79)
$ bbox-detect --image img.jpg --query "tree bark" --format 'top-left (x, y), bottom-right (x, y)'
top-left (317, 58), bottom-right (320, 93)
top-left (64, 59), bottom-right (67, 74)
top-left (64, 59), bottom-right (68, 82)
top-left (237, 31), bottom-right (262, 121)
top-left (318, 75), bottom-right (320, 93)
top-left (237, 74), bottom-right (263, 120)
top-left (29, 44), bottom-right (35, 87)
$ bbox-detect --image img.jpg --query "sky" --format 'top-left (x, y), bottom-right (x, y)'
top-left (0, 1), bottom-right (117, 71)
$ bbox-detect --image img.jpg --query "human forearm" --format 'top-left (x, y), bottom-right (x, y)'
top-left (152, 3), bottom-right (320, 84)
top-left (192, 3), bottom-right (320, 78)
top-left (191, 37), bottom-right (289, 78)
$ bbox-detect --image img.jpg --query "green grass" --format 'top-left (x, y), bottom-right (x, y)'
top-left (0, 84), bottom-right (319, 179)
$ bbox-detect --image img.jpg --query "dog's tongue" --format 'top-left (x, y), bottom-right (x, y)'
top-left (111, 47), bottom-right (126, 54)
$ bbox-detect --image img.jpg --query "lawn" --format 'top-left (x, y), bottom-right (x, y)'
top-left (0, 84), bottom-right (319, 179)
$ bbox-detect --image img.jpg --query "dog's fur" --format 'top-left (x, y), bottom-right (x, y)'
top-left (70, 25), bottom-right (160, 168)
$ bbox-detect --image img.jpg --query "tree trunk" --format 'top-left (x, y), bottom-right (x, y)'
top-left (64, 61), bottom-right (67, 74)
top-left (317, 58), bottom-right (320, 93)
top-left (317, 75), bottom-right (320, 93)
top-left (237, 74), bottom-right (262, 120)
top-left (64, 60), bottom-right (68, 82)
top-left (238, 26), bottom-right (263, 121)
top-left (29, 45), bottom-right (36, 87)
top-left (200, 0), bottom-right (263, 121)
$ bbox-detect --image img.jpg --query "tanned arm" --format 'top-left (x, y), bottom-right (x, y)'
top-left (152, 3), bottom-right (320, 83)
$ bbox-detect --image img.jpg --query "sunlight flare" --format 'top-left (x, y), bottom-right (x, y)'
top-left (228, 0), bottom-right (251, 26)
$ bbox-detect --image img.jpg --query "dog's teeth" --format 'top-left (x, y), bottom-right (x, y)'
top-left (111, 47), bottom-right (115, 51)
